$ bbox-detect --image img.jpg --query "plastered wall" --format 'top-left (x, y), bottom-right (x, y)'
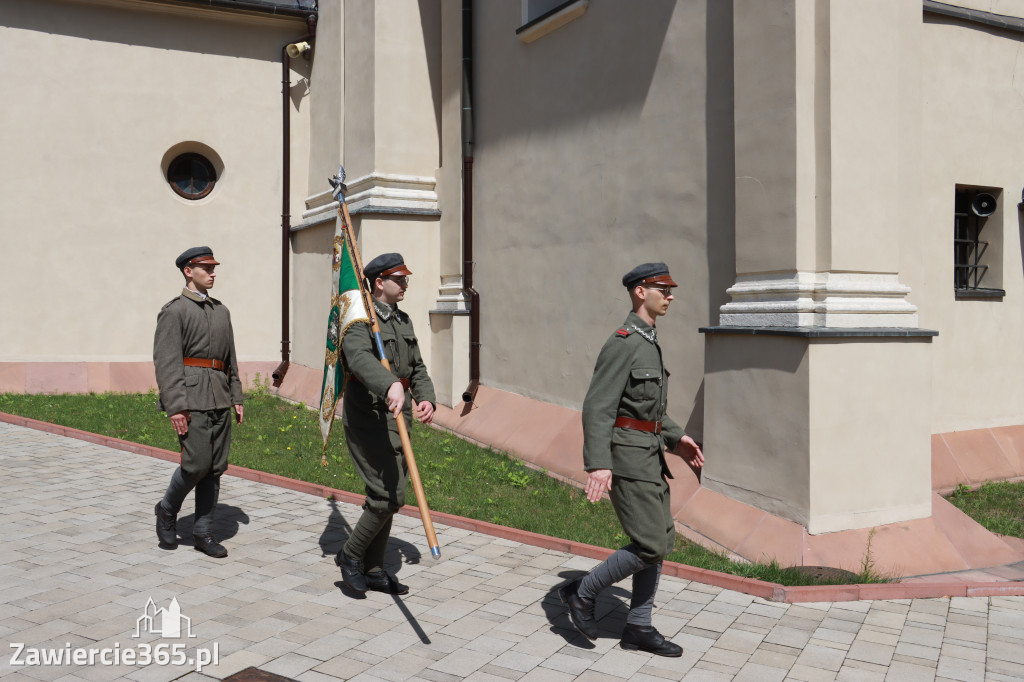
top-left (916, 11), bottom-right (1024, 432)
top-left (0, 0), bottom-right (312, 364)
top-left (468, 0), bottom-right (719, 421)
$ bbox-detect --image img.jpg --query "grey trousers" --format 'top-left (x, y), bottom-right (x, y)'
top-left (578, 544), bottom-right (663, 627)
top-left (577, 475), bottom-right (674, 627)
top-left (160, 408), bottom-right (231, 538)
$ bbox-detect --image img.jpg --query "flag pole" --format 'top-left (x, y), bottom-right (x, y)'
top-left (330, 167), bottom-right (441, 559)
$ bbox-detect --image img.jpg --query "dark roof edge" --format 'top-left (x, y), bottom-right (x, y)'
top-left (136, 0), bottom-right (316, 20)
top-left (924, 0), bottom-right (1024, 34)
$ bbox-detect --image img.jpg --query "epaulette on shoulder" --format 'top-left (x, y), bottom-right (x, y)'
top-left (614, 328), bottom-right (632, 338)
top-left (161, 298), bottom-right (180, 311)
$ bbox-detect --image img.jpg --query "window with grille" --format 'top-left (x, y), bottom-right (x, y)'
top-left (954, 185), bottom-right (1004, 298)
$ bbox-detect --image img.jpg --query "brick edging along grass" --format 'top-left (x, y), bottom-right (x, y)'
top-left (3, 410), bottom-right (1023, 603)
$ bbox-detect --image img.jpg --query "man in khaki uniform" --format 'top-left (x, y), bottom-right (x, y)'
top-left (560, 262), bottom-right (704, 656)
top-left (335, 253), bottom-right (435, 595)
top-left (153, 246), bottom-right (243, 558)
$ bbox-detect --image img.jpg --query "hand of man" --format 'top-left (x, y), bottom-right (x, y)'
top-left (676, 435), bottom-right (704, 469)
top-left (234, 404), bottom-right (244, 425)
top-left (585, 468), bottom-right (613, 503)
top-left (169, 410), bottom-right (191, 436)
top-left (385, 381), bottom-right (406, 415)
top-left (415, 400), bottom-right (434, 424)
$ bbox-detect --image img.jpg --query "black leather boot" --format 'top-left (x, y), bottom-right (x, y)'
top-left (620, 624), bottom-right (682, 657)
top-left (335, 550), bottom-right (368, 593)
top-left (365, 570), bottom-right (409, 595)
top-left (558, 579), bottom-right (598, 640)
top-left (193, 535), bottom-right (228, 558)
top-left (154, 502), bottom-right (177, 547)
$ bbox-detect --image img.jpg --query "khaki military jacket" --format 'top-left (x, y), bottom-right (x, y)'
top-left (581, 311), bottom-right (685, 482)
top-left (153, 288), bottom-right (243, 416)
top-left (341, 299), bottom-right (435, 430)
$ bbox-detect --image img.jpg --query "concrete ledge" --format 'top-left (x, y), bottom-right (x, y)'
top-left (700, 326), bottom-right (939, 338)
top-left (4, 408), bottom-right (1024, 603)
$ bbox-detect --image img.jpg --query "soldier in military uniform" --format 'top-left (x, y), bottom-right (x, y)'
top-left (560, 262), bottom-right (704, 657)
top-left (335, 253), bottom-right (436, 595)
top-left (153, 247), bottom-right (244, 559)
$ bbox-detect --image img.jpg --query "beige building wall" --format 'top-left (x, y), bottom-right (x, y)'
top-left (916, 8), bottom-right (1024, 433)
top-left (0, 0), bottom-right (312, 365)
top-left (469, 0), bottom-right (714, 418)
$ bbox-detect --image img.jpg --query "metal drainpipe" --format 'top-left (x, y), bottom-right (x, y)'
top-left (174, 0), bottom-right (314, 19)
top-left (273, 14), bottom-right (317, 385)
top-left (461, 0), bottom-right (480, 404)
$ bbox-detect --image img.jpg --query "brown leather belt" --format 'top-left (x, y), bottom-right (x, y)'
top-left (184, 357), bottom-right (226, 372)
top-left (614, 416), bottom-right (662, 434)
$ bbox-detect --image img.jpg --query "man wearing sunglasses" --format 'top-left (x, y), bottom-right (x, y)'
top-left (560, 262), bottom-right (704, 656)
top-left (335, 252), bottom-right (436, 595)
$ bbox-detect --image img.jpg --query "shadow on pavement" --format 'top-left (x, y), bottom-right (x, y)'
top-left (174, 503), bottom-right (250, 547)
top-left (321, 498), bottom-right (428, 642)
top-left (543, 570), bottom-right (633, 649)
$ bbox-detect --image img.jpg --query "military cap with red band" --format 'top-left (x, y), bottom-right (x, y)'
top-left (364, 252), bottom-right (413, 281)
top-left (175, 246), bottom-right (220, 269)
top-left (622, 262), bottom-right (678, 289)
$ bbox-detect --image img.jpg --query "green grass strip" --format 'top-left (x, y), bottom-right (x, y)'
top-left (946, 482), bottom-right (1024, 539)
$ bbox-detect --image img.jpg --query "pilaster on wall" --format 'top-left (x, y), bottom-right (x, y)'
top-left (727, 0), bottom-right (919, 330)
top-left (428, 0), bottom-right (472, 408)
top-left (294, 0), bottom-right (469, 407)
top-left (707, 0), bottom-right (934, 534)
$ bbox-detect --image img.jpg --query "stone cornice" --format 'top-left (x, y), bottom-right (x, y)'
top-left (294, 171), bottom-right (440, 231)
top-left (719, 272), bottom-right (919, 328)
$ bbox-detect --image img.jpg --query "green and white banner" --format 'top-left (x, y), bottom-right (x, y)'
top-left (319, 215), bottom-right (368, 451)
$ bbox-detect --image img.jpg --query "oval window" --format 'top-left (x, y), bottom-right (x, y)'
top-left (167, 153), bottom-right (217, 200)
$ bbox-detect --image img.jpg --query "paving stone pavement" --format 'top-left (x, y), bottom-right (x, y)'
top-left (2, 421), bottom-right (1024, 682)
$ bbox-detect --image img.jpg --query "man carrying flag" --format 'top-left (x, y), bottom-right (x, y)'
top-left (330, 252), bottom-right (436, 595)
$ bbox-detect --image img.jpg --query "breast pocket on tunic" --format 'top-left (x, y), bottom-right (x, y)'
top-left (628, 367), bottom-right (662, 401)
top-left (401, 333), bottom-right (419, 372)
top-left (378, 328), bottom-right (400, 369)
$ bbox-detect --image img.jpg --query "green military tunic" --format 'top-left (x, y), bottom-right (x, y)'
top-left (341, 299), bottom-right (435, 432)
top-left (581, 311), bottom-right (685, 563)
top-left (154, 287), bottom-right (243, 477)
top-left (154, 288), bottom-right (243, 416)
top-left (340, 298), bottom-right (435, 572)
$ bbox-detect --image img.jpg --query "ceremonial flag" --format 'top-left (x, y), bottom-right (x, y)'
top-left (319, 214), bottom-right (369, 458)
